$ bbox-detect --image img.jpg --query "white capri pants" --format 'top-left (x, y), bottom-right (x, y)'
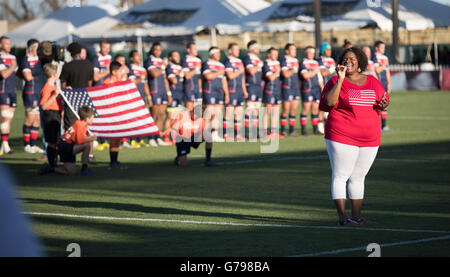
top-left (325, 139), bottom-right (379, 200)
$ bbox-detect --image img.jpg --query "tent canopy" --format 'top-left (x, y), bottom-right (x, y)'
top-left (217, 0), bottom-right (450, 34)
top-left (6, 4), bottom-right (119, 47)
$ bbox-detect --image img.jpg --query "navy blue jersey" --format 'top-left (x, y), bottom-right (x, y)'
top-left (300, 59), bottom-right (320, 92)
top-left (202, 59), bottom-right (225, 94)
top-left (372, 53), bottom-right (389, 90)
top-left (243, 53), bottom-right (263, 87)
top-left (280, 55), bottom-right (299, 91)
top-left (0, 53), bottom-right (17, 94)
top-left (317, 56), bottom-right (336, 84)
top-left (224, 56), bottom-right (244, 94)
top-left (145, 55), bottom-right (167, 94)
top-left (181, 55), bottom-right (202, 94)
top-left (92, 53), bottom-right (112, 86)
top-left (128, 63), bottom-right (147, 96)
top-left (21, 55), bottom-right (45, 96)
top-left (263, 59), bottom-right (281, 95)
top-left (166, 62), bottom-right (184, 97)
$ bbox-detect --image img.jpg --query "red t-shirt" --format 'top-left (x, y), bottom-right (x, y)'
top-left (319, 75), bottom-right (389, 147)
top-left (61, 120), bottom-right (89, 145)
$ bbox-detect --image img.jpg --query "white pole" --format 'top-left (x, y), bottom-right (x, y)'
top-left (210, 26), bottom-right (217, 46)
top-left (137, 35), bottom-right (143, 66)
top-left (434, 28), bottom-right (439, 68)
top-left (289, 30), bottom-right (293, 43)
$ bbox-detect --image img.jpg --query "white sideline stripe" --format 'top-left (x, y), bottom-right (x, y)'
top-left (390, 115), bottom-right (450, 121)
top-left (289, 235), bottom-right (450, 257)
top-left (213, 155), bottom-right (440, 166)
top-left (23, 212), bottom-right (450, 234)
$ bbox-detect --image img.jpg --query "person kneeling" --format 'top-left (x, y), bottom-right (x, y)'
top-left (171, 109), bottom-right (215, 167)
top-left (55, 106), bottom-right (97, 176)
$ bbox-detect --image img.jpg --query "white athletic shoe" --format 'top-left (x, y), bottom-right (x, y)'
top-left (93, 140), bottom-right (99, 149)
top-left (121, 141), bottom-right (133, 149)
top-left (212, 131), bottom-right (225, 142)
top-left (24, 145), bottom-right (33, 153)
top-left (149, 139), bottom-right (158, 147)
top-left (31, 145), bottom-right (44, 153)
top-left (156, 138), bottom-right (168, 146)
top-left (318, 122), bottom-right (325, 134)
top-left (1, 141), bottom-right (12, 154)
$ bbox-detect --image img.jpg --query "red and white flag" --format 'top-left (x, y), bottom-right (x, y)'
top-left (61, 80), bottom-right (159, 138)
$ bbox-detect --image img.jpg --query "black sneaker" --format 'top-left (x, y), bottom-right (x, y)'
top-left (108, 161), bottom-right (128, 170)
top-left (81, 168), bottom-right (95, 176)
top-left (204, 159), bottom-right (217, 167)
top-left (38, 164), bottom-right (54, 175)
top-left (174, 156), bottom-right (179, 166)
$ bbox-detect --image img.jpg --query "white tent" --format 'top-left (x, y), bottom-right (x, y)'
top-left (6, 4), bottom-right (119, 47)
top-left (76, 0), bottom-right (270, 40)
top-left (216, 0), bottom-right (450, 34)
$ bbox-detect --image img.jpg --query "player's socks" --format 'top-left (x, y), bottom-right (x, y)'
top-left (300, 114), bottom-right (308, 132)
top-left (289, 116), bottom-right (296, 134)
top-left (234, 120), bottom-right (242, 138)
top-left (23, 125), bottom-right (31, 146)
top-left (223, 119), bottom-right (228, 137)
top-left (280, 116), bottom-right (287, 134)
top-left (312, 114), bottom-right (319, 133)
top-left (244, 115), bottom-right (249, 137)
top-left (30, 127), bottom-right (39, 147)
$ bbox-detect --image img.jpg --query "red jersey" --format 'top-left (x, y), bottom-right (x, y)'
top-left (319, 75), bottom-right (389, 147)
top-left (61, 120), bottom-right (89, 145)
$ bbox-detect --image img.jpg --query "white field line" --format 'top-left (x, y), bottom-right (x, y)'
top-left (23, 212), bottom-right (450, 234)
top-left (390, 115), bottom-right (450, 121)
top-left (288, 234), bottom-right (450, 257)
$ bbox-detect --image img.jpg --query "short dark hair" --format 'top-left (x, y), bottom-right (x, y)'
top-left (100, 39), bottom-right (110, 46)
top-left (209, 46), bottom-right (219, 52)
top-left (374, 40), bottom-right (385, 48)
top-left (78, 106), bottom-right (95, 120)
top-left (247, 40), bottom-right (257, 50)
top-left (67, 42), bottom-right (82, 57)
top-left (186, 41), bottom-right (196, 49)
top-left (228, 42), bottom-right (238, 50)
top-left (267, 47), bottom-right (277, 54)
top-left (114, 54), bottom-right (125, 61)
top-left (27, 39), bottom-right (39, 48)
top-left (343, 39), bottom-right (352, 48)
top-left (284, 43), bottom-right (296, 51)
top-left (109, 61), bottom-right (122, 72)
top-left (0, 36), bottom-right (10, 43)
top-left (337, 46), bottom-right (368, 73)
top-left (129, 49), bottom-right (139, 59)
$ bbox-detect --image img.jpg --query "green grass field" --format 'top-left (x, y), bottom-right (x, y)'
top-left (2, 90), bottom-right (450, 257)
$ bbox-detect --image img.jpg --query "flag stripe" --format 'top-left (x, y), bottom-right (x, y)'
top-left (90, 122), bottom-right (157, 134)
top-left (62, 80), bottom-right (159, 138)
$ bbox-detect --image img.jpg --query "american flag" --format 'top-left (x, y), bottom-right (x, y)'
top-left (61, 80), bottom-right (159, 138)
top-left (348, 89), bottom-right (377, 107)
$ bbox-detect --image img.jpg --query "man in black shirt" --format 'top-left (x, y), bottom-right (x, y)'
top-left (60, 42), bottom-right (94, 130)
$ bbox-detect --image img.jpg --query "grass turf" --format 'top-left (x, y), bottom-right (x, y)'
top-left (1, 90), bottom-right (450, 257)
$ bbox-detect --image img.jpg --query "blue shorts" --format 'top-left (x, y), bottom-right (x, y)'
top-left (203, 90), bottom-right (224, 105)
top-left (150, 92), bottom-right (168, 105)
top-left (227, 91), bottom-right (245, 107)
top-left (246, 84), bottom-right (262, 102)
top-left (282, 89), bottom-right (300, 102)
top-left (169, 94), bottom-right (184, 108)
top-left (263, 91), bottom-right (282, 105)
top-left (0, 91), bottom-right (17, 107)
top-left (301, 88), bottom-right (321, 103)
top-left (184, 88), bottom-right (202, 103)
top-left (23, 92), bottom-right (39, 108)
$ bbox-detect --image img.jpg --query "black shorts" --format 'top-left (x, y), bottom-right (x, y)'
top-left (176, 136), bottom-right (202, 157)
top-left (43, 110), bottom-right (61, 144)
top-left (58, 141), bottom-right (76, 163)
